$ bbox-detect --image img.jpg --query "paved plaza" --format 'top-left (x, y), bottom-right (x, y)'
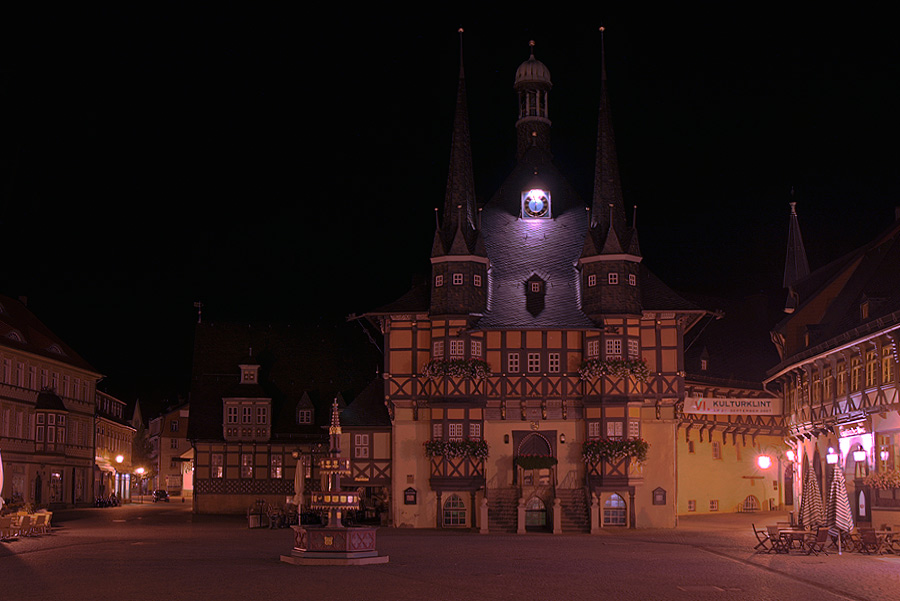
top-left (2, 503), bottom-right (899, 601)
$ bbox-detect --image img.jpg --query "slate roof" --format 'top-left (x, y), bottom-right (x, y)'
top-left (36, 389), bottom-right (68, 411)
top-left (684, 293), bottom-right (782, 385)
top-left (187, 320), bottom-right (379, 442)
top-left (771, 218), bottom-right (900, 369)
top-left (0, 293), bottom-right (98, 374)
top-left (340, 378), bottom-right (391, 428)
top-left (476, 149), bottom-right (596, 329)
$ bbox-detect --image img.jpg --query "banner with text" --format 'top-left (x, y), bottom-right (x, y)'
top-left (683, 396), bottom-right (781, 416)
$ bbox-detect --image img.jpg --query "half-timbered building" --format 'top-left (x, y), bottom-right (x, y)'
top-left (187, 321), bottom-right (383, 516)
top-left (765, 209), bottom-right (900, 528)
top-left (360, 36), bottom-right (707, 530)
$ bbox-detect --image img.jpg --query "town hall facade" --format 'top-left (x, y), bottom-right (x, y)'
top-left (362, 36), bottom-right (710, 530)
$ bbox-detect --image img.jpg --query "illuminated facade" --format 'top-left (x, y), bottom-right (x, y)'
top-left (0, 294), bottom-right (102, 508)
top-left (95, 390), bottom-right (136, 501)
top-left (765, 213), bottom-right (900, 527)
top-left (678, 295), bottom-right (789, 515)
top-left (361, 38), bottom-right (710, 530)
top-left (148, 402), bottom-right (191, 497)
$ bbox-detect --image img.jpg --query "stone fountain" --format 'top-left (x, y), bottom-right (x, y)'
top-left (280, 399), bottom-right (388, 565)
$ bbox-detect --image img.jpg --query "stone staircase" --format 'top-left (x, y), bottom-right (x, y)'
top-left (486, 487), bottom-right (519, 533)
top-left (556, 488), bottom-right (590, 533)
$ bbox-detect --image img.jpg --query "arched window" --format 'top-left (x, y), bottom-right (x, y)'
top-left (443, 494), bottom-right (467, 527)
top-left (525, 496), bottom-right (547, 530)
top-left (603, 494), bottom-right (627, 526)
top-left (742, 495), bottom-right (761, 512)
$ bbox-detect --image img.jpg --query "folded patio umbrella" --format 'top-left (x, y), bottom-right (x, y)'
top-left (826, 463), bottom-right (854, 554)
top-left (293, 456), bottom-right (305, 510)
top-left (799, 454), bottom-right (825, 529)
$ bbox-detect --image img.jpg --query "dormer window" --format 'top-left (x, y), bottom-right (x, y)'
top-left (7, 331), bottom-right (24, 343)
top-left (452, 273), bottom-right (463, 285)
top-left (297, 409), bottom-right (312, 424)
top-left (525, 274), bottom-right (546, 317)
top-left (435, 274), bottom-right (444, 287)
top-left (860, 300), bottom-right (870, 320)
top-left (239, 363), bottom-right (260, 385)
top-left (628, 274), bottom-right (637, 286)
top-left (587, 274), bottom-right (597, 287)
top-left (48, 344), bottom-right (65, 356)
top-left (473, 274), bottom-right (482, 287)
top-left (608, 273), bottom-right (619, 285)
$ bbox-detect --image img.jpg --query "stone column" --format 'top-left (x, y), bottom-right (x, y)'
top-left (552, 498), bottom-right (562, 534)
top-left (629, 489), bottom-right (636, 529)
top-left (517, 497), bottom-right (526, 534)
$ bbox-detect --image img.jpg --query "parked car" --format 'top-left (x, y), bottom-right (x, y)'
top-left (152, 490), bottom-right (170, 502)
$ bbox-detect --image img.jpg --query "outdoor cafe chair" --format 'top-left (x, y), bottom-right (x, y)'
top-left (752, 524), bottom-right (772, 554)
top-left (30, 513), bottom-right (47, 535)
top-left (0, 515), bottom-right (15, 540)
top-left (15, 514), bottom-right (32, 538)
top-left (803, 527), bottom-right (830, 556)
top-left (765, 526), bottom-right (790, 553)
top-left (857, 528), bottom-right (880, 554)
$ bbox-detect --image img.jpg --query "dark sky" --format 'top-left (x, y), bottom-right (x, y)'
top-left (2, 10), bottom-right (899, 404)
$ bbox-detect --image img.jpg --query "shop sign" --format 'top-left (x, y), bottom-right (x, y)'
top-left (683, 397), bottom-right (780, 415)
top-left (838, 422), bottom-right (868, 438)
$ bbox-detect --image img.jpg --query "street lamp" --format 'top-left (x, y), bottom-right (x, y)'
top-left (135, 467), bottom-right (145, 503)
top-left (756, 454), bottom-right (773, 470)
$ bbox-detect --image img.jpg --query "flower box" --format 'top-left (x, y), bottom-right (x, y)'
top-left (424, 439), bottom-right (489, 459)
top-left (577, 358), bottom-right (650, 382)
top-left (582, 438), bottom-right (649, 463)
top-left (863, 468), bottom-right (900, 490)
top-left (422, 359), bottom-right (491, 380)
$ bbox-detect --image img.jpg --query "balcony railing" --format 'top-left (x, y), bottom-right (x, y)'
top-left (585, 456), bottom-right (643, 486)
top-left (428, 455), bottom-right (485, 491)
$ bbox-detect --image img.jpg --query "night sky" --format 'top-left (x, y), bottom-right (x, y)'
top-left (2, 10), bottom-right (899, 405)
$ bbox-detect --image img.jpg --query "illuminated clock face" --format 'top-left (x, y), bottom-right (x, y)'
top-left (522, 189), bottom-right (551, 219)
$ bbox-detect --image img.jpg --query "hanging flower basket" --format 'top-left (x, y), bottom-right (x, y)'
top-left (577, 358), bottom-right (650, 382)
top-left (422, 359), bottom-right (492, 380)
top-left (863, 469), bottom-right (900, 490)
top-left (514, 455), bottom-right (558, 470)
top-left (581, 438), bottom-right (650, 464)
top-left (424, 439), bottom-right (489, 459)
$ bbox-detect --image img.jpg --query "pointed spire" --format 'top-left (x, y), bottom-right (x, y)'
top-left (783, 197), bottom-right (811, 313)
top-left (441, 28), bottom-right (477, 242)
top-left (328, 397), bottom-right (342, 454)
top-left (600, 204), bottom-right (624, 254)
top-left (591, 26), bottom-right (626, 236)
top-left (784, 199), bottom-right (810, 288)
